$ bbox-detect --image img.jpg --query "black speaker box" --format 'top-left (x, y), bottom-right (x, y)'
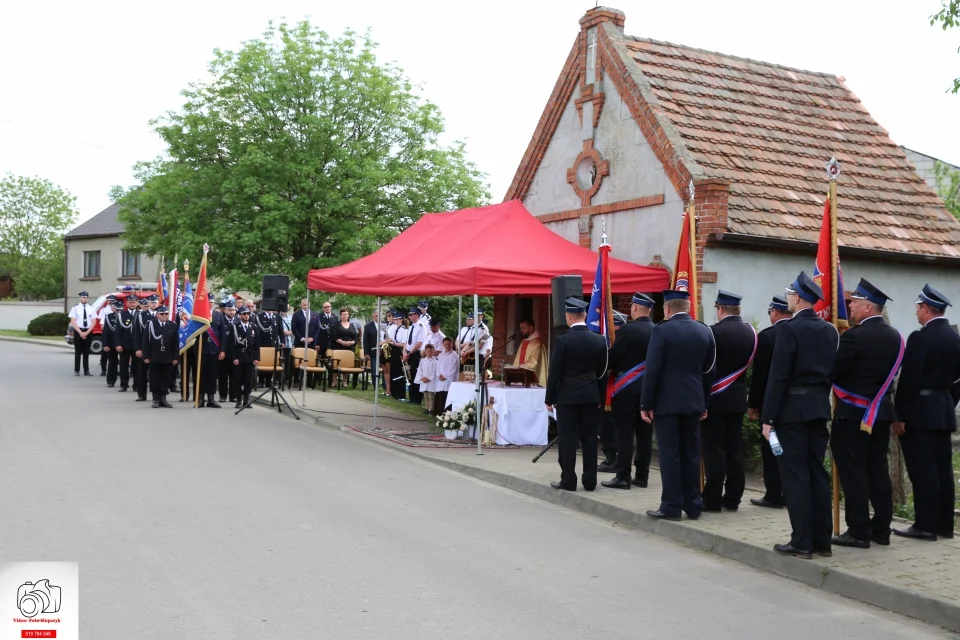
top-left (551, 275), bottom-right (583, 326)
top-left (261, 274), bottom-right (290, 312)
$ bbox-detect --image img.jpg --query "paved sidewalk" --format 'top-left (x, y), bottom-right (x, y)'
top-left (0, 335), bottom-right (71, 349)
top-left (276, 387), bottom-right (960, 633)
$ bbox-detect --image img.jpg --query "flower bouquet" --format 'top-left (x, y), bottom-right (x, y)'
top-left (435, 401), bottom-right (477, 440)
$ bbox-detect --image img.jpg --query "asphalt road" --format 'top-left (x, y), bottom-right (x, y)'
top-left (0, 340), bottom-right (953, 639)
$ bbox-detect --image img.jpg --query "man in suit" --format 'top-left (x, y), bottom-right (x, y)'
top-left (133, 294), bottom-right (156, 402)
top-left (114, 294), bottom-right (140, 392)
top-left (762, 272), bottom-right (839, 559)
top-left (141, 305), bottom-right (179, 408)
top-left (100, 297), bottom-right (122, 388)
top-left (828, 278), bottom-right (903, 548)
top-left (641, 290), bottom-right (716, 520)
top-left (316, 301), bottom-right (335, 354)
top-left (363, 311), bottom-right (381, 364)
top-left (748, 295), bottom-right (791, 508)
top-left (601, 293), bottom-right (656, 489)
top-left (545, 297), bottom-right (608, 492)
top-left (893, 284), bottom-right (960, 541)
top-left (702, 290), bottom-right (757, 512)
top-left (232, 306), bottom-right (260, 409)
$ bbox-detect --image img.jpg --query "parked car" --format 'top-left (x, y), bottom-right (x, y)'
top-left (64, 291), bottom-right (157, 353)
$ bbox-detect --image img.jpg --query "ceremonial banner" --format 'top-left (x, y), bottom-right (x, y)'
top-left (673, 207), bottom-right (698, 320)
top-left (587, 242), bottom-right (616, 409)
top-left (182, 249), bottom-right (213, 349)
top-left (168, 268), bottom-right (179, 323)
top-left (813, 198), bottom-right (848, 329)
top-left (178, 277), bottom-right (195, 353)
top-left (158, 269), bottom-right (167, 302)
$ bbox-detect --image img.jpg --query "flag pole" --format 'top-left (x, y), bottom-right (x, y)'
top-left (826, 156), bottom-right (842, 535)
top-left (194, 339), bottom-right (203, 408)
top-left (687, 180), bottom-right (706, 492)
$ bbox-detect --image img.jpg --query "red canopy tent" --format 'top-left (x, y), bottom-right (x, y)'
top-left (307, 200), bottom-right (669, 295)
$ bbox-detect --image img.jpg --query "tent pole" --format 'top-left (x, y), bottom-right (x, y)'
top-left (374, 296), bottom-right (381, 428)
top-left (475, 294), bottom-right (483, 455)
top-left (457, 296), bottom-right (462, 352)
top-left (302, 293), bottom-right (309, 408)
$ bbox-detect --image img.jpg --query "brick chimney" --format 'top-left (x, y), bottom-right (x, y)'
top-left (579, 6), bottom-right (625, 32)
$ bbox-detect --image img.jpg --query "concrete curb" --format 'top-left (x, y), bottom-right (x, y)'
top-left (0, 336), bottom-right (71, 349)
top-left (317, 416), bottom-right (960, 633)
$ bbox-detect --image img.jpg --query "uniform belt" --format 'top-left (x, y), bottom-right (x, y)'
top-left (787, 385), bottom-right (829, 395)
top-left (918, 388), bottom-right (950, 396)
top-left (565, 374), bottom-right (596, 383)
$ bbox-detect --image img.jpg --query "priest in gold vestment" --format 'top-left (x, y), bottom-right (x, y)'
top-left (510, 319), bottom-right (548, 386)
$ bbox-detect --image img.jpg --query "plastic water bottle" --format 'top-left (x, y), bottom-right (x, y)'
top-left (769, 430), bottom-right (783, 457)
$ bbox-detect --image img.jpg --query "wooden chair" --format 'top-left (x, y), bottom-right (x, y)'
top-left (291, 349), bottom-right (327, 391)
top-left (257, 347), bottom-right (281, 379)
top-left (329, 349), bottom-right (367, 390)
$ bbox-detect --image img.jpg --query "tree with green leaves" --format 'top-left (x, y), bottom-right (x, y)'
top-left (931, 0), bottom-right (960, 93)
top-left (113, 21), bottom-right (489, 297)
top-left (934, 160), bottom-right (960, 219)
top-left (0, 173), bottom-right (77, 300)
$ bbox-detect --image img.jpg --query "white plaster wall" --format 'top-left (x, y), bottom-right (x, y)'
top-left (522, 91), bottom-right (584, 215)
top-left (0, 301), bottom-right (62, 330)
top-left (703, 245), bottom-right (960, 335)
top-left (591, 202), bottom-right (683, 265)
top-left (545, 219), bottom-right (579, 246)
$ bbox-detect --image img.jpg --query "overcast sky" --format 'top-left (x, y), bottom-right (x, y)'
top-left (2, 0), bottom-right (957, 227)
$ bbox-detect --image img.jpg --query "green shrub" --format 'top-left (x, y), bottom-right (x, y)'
top-left (27, 312), bottom-right (70, 336)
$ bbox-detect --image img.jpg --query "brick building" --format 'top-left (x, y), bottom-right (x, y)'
top-left (492, 5), bottom-right (960, 368)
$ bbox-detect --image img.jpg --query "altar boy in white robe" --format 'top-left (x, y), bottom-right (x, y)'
top-left (417, 344), bottom-right (439, 416)
top-left (435, 337), bottom-right (459, 414)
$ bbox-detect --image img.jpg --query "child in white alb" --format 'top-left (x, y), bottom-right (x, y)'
top-left (434, 337), bottom-right (459, 415)
top-left (417, 344), bottom-right (438, 415)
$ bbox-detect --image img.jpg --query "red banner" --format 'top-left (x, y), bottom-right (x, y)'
top-left (672, 209), bottom-right (698, 320)
top-left (812, 199), bottom-right (848, 327)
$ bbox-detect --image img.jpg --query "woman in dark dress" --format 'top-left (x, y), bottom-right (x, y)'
top-left (331, 307), bottom-right (359, 386)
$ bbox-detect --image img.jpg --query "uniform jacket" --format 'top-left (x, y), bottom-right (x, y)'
top-left (141, 318), bottom-right (179, 364)
top-left (114, 309), bottom-right (139, 351)
top-left (894, 317), bottom-right (960, 432)
top-left (202, 314), bottom-right (226, 357)
top-left (761, 308), bottom-right (839, 427)
top-left (829, 316), bottom-right (902, 423)
top-left (608, 317), bottom-right (654, 401)
top-left (254, 311), bottom-right (276, 348)
top-left (133, 310), bottom-right (152, 355)
top-left (544, 324), bottom-right (607, 406)
top-left (363, 320), bottom-right (380, 359)
top-left (708, 316), bottom-right (757, 414)
top-left (101, 312), bottom-right (118, 351)
top-left (748, 319), bottom-right (789, 412)
top-left (232, 321), bottom-right (259, 363)
top-left (640, 313), bottom-right (716, 416)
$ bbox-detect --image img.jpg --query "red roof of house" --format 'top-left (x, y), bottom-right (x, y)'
top-left (307, 200), bottom-right (669, 296)
top-left (508, 8), bottom-right (960, 260)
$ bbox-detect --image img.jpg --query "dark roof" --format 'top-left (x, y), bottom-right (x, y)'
top-left (65, 203), bottom-right (125, 239)
top-left (621, 35), bottom-right (960, 258)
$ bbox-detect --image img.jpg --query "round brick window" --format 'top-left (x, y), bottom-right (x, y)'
top-left (576, 158), bottom-right (598, 190)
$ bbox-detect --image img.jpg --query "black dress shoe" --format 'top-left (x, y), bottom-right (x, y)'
top-left (774, 543), bottom-right (813, 559)
top-left (702, 506), bottom-right (722, 513)
top-left (870, 533), bottom-right (890, 546)
top-left (601, 477), bottom-right (631, 490)
top-left (83, 372), bottom-right (93, 376)
top-left (219, 396), bottom-right (227, 403)
top-left (685, 512), bottom-right (701, 521)
top-left (550, 481), bottom-right (575, 491)
top-left (832, 532), bottom-right (870, 549)
top-left (597, 460), bottom-right (618, 473)
top-left (646, 510), bottom-right (681, 521)
top-left (235, 400), bottom-right (243, 409)
top-left (938, 531), bottom-right (955, 540)
top-left (814, 547), bottom-right (833, 558)
top-left (107, 384), bottom-right (114, 388)
top-left (136, 396), bottom-right (147, 402)
top-left (207, 399), bottom-right (221, 409)
top-left (100, 371), bottom-right (106, 376)
top-left (632, 477), bottom-right (648, 488)
top-left (893, 526), bottom-right (937, 541)
top-left (159, 398), bottom-right (173, 408)
top-left (75, 372), bottom-right (80, 376)
top-left (152, 399), bottom-right (160, 408)
top-left (118, 387), bottom-right (127, 392)
top-left (750, 497), bottom-right (784, 509)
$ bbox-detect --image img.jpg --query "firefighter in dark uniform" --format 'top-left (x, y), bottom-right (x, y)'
top-left (601, 293), bottom-right (656, 489)
top-left (597, 312), bottom-right (627, 475)
top-left (99, 294), bottom-right (118, 377)
top-left (199, 297), bottom-right (227, 408)
top-left (218, 298), bottom-right (238, 403)
top-left (100, 297), bottom-right (122, 388)
top-left (640, 290), bottom-right (716, 520)
top-left (761, 272), bottom-right (839, 559)
top-left (893, 284), bottom-right (960, 541)
top-left (828, 278), bottom-right (903, 548)
top-left (544, 297), bottom-right (608, 492)
top-left (702, 290), bottom-right (757, 512)
top-left (748, 295), bottom-right (791, 508)
top-left (142, 304), bottom-right (179, 408)
top-left (115, 294), bottom-right (140, 392)
top-left (232, 305), bottom-right (259, 408)
top-left (133, 295), bottom-right (157, 402)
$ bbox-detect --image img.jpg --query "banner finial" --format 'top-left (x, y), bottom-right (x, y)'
top-left (825, 157), bottom-right (841, 181)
